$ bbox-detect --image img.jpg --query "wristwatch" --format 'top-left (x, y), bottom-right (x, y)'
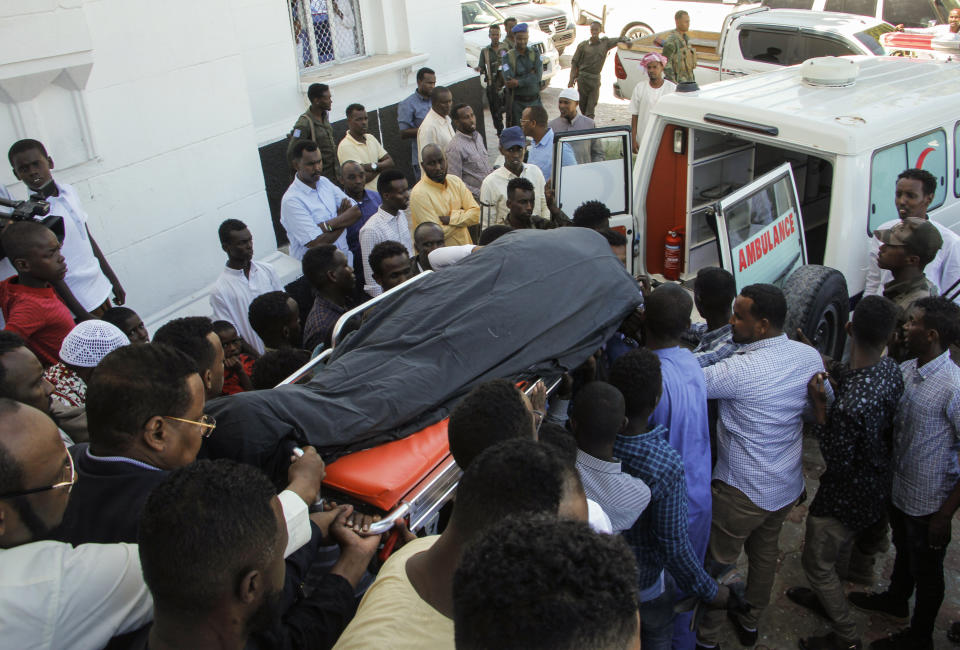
top-left (370, 162), bottom-right (379, 172)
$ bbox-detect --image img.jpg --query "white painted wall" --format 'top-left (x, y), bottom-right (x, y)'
top-left (0, 0), bottom-right (472, 330)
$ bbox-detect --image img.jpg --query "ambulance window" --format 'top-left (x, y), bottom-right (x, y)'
top-left (824, 0), bottom-right (877, 16)
top-left (868, 129), bottom-right (948, 233)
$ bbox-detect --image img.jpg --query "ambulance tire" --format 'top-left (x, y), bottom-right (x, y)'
top-left (783, 265), bottom-right (849, 360)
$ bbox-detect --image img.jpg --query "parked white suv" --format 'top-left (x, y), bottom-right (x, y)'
top-left (462, 0), bottom-right (560, 85)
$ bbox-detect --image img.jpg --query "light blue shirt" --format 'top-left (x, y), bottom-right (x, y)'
top-left (526, 128), bottom-right (576, 183)
top-left (280, 175), bottom-right (354, 263)
top-left (651, 346), bottom-right (712, 560)
top-left (397, 91), bottom-right (433, 167)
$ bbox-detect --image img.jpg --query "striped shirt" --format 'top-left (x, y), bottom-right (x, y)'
top-left (614, 424), bottom-right (718, 601)
top-left (576, 449), bottom-right (651, 534)
top-left (892, 351), bottom-right (960, 516)
top-left (358, 207), bottom-right (414, 296)
top-left (705, 334), bottom-right (830, 511)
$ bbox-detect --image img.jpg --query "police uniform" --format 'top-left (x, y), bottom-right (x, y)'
top-left (569, 36), bottom-right (622, 118)
top-left (501, 25), bottom-right (543, 128)
top-left (478, 43), bottom-right (507, 134)
top-left (661, 31), bottom-right (697, 83)
top-left (286, 110), bottom-right (339, 184)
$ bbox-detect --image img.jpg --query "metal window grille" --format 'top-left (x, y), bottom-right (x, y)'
top-left (289, 0), bottom-right (366, 70)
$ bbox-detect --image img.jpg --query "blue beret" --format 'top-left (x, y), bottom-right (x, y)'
top-left (512, 22), bottom-right (529, 33)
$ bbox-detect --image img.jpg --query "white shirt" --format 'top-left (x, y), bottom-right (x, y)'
top-left (587, 498), bottom-right (613, 534)
top-left (428, 244), bottom-right (476, 269)
top-left (863, 217), bottom-right (960, 304)
top-left (416, 109), bottom-right (455, 161)
top-left (46, 182), bottom-right (113, 311)
top-left (0, 541), bottom-right (153, 650)
top-left (479, 164), bottom-right (550, 225)
top-left (280, 175), bottom-right (355, 263)
top-left (210, 260), bottom-right (283, 354)
top-left (358, 207), bottom-right (414, 296)
top-left (630, 80), bottom-right (676, 143)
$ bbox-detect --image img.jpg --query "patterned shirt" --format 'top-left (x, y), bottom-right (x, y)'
top-left (690, 323), bottom-right (742, 368)
top-left (705, 334), bottom-right (830, 511)
top-left (892, 351), bottom-right (960, 516)
top-left (444, 131), bottom-right (492, 200)
top-left (614, 424), bottom-right (718, 601)
top-left (45, 362), bottom-right (87, 408)
top-left (809, 357), bottom-right (903, 531)
top-left (358, 207), bottom-right (414, 297)
top-left (302, 294), bottom-right (355, 352)
top-left (575, 449), bottom-right (651, 534)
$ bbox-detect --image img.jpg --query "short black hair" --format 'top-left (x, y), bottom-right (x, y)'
top-left (453, 514), bottom-right (639, 650)
top-left (0, 331), bottom-right (26, 394)
top-left (8, 139), bottom-right (48, 166)
top-left (138, 459), bottom-right (280, 616)
top-left (307, 83), bottom-right (329, 101)
top-left (376, 169), bottom-right (408, 196)
top-left (290, 140), bottom-right (319, 162)
top-left (345, 103), bottom-right (365, 118)
top-left (538, 421), bottom-right (578, 464)
top-left (572, 200), bottom-right (611, 229)
top-left (153, 317), bottom-right (218, 377)
top-left (101, 307), bottom-right (137, 329)
top-left (850, 295), bottom-right (898, 349)
top-left (694, 267), bottom-right (736, 315)
top-left (914, 296), bottom-right (960, 348)
top-left (526, 105), bottom-right (549, 127)
top-left (416, 67), bottom-right (435, 82)
top-left (414, 221), bottom-right (444, 242)
top-left (507, 176), bottom-right (534, 198)
top-left (600, 228), bottom-right (627, 247)
top-left (211, 320), bottom-right (236, 336)
top-left (0, 398), bottom-right (25, 495)
top-left (740, 283), bottom-right (787, 330)
top-left (248, 291), bottom-right (295, 342)
top-left (675, 9), bottom-right (689, 19)
top-left (87, 344), bottom-right (198, 454)
top-left (478, 224), bottom-right (513, 245)
top-left (571, 381), bottom-right (625, 446)
top-left (609, 348), bottom-right (662, 419)
top-left (217, 218), bottom-right (248, 244)
top-left (369, 240), bottom-right (408, 277)
top-left (504, 16), bottom-right (517, 25)
top-left (451, 103), bottom-right (471, 122)
top-left (645, 284), bottom-right (693, 339)
top-left (454, 439), bottom-right (566, 539)
top-left (432, 86), bottom-right (452, 106)
top-left (1, 220), bottom-right (54, 264)
top-left (898, 168), bottom-right (937, 197)
top-left (448, 378), bottom-right (531, 469)
top-left (301, 244), bottom-right (340, 287)
top-left (251, 348), bottom-right (312, 390)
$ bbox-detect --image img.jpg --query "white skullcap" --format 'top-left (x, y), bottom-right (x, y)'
top-left (558, 88), bottom-right (580, 102)
top-left (59, 320), bottom-right (130, 368)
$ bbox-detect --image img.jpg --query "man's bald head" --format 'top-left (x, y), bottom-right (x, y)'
top-left (0, 399), bottom-right (72, 547)
top-left (420, 144), bottom-right (447, 184)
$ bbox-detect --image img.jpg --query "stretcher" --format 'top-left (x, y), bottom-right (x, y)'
top-left (880, 31), bottom-right (960, 60)
top-left (278, 273), bottom-right (556, 538)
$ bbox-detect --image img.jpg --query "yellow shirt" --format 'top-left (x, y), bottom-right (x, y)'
top-left (409, 175), bottom-right (480, 246)
top-left (332, 536), bottom-right (454, 649)
top-left (337, 132), bottom-right (389, 191)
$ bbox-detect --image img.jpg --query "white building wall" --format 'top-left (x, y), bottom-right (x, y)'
top-left (0, 0), bottom-right (472, 330)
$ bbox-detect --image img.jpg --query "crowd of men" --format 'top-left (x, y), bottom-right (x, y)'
top-left (1, 15), bottom-right (959, 650)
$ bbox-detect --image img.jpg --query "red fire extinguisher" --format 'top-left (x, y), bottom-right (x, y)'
top-left (664, 229), bottom-right (683, 281)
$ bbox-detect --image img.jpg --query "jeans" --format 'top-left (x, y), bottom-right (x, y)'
top-left (640, 581), bottom-right (677, 650)
top-left (801, 514), bottom-right (858, 640)
top-left (887, 505), bottom-right (950, 640)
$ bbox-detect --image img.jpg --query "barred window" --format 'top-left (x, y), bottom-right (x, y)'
top-left (289, 0), bottom-right (366, 70)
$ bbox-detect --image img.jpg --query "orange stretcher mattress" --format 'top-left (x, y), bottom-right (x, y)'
top-left (321, 419), bottom-right (451, 511)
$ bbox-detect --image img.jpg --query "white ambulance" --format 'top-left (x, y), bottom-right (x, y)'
top-left (551, 56), bottom-right (960, 356)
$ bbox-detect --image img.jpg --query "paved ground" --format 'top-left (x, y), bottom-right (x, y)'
top-left (484, 22), bottom-right (960, 649)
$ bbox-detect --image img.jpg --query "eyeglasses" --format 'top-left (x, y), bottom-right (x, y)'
top-left (0, 443), bottom-right (77, 499)
top-left (162, 414), bottom-right (217, 438)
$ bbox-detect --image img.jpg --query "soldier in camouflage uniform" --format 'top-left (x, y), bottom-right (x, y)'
top-left (502, 23), bottom-right (543, 128)
top-left (661, 11), bottom-right (698, 84)
top-left (477, 23), bottom-right (508, 135)
top-left (286, 83), bottom-right (339, 184)
top-left (568, 21), bottom-right (628, 119)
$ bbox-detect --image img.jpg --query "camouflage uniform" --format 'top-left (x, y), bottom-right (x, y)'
top-left (661, 30), bottom-right (697, 83)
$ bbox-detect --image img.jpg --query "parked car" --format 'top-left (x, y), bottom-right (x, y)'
top-left (614, 8), bottom-right (893, 98)
top-left (571, 0), bottom-right (760, 39)
top-left (492, 0), bottom-right (578, 54)
top-left (462, 0), bottom-right (560, 86)
top-left (763, 0), bottom-right (960, 29)
top-left (551, 56), bottom-right (960, 357)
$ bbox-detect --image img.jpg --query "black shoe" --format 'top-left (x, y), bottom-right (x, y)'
top-left (787, 586), bottom-right (831, 621)
top-left (869, 628), bottom-right (933, 650)
top-left (696, 644), bottom-right (721, 650)
top-left (847, 591), bottom-right (909, 621)
top-left (727, 610), bottom-right (758, 647)
top-left (799, 632), bottom-right (862, 650)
